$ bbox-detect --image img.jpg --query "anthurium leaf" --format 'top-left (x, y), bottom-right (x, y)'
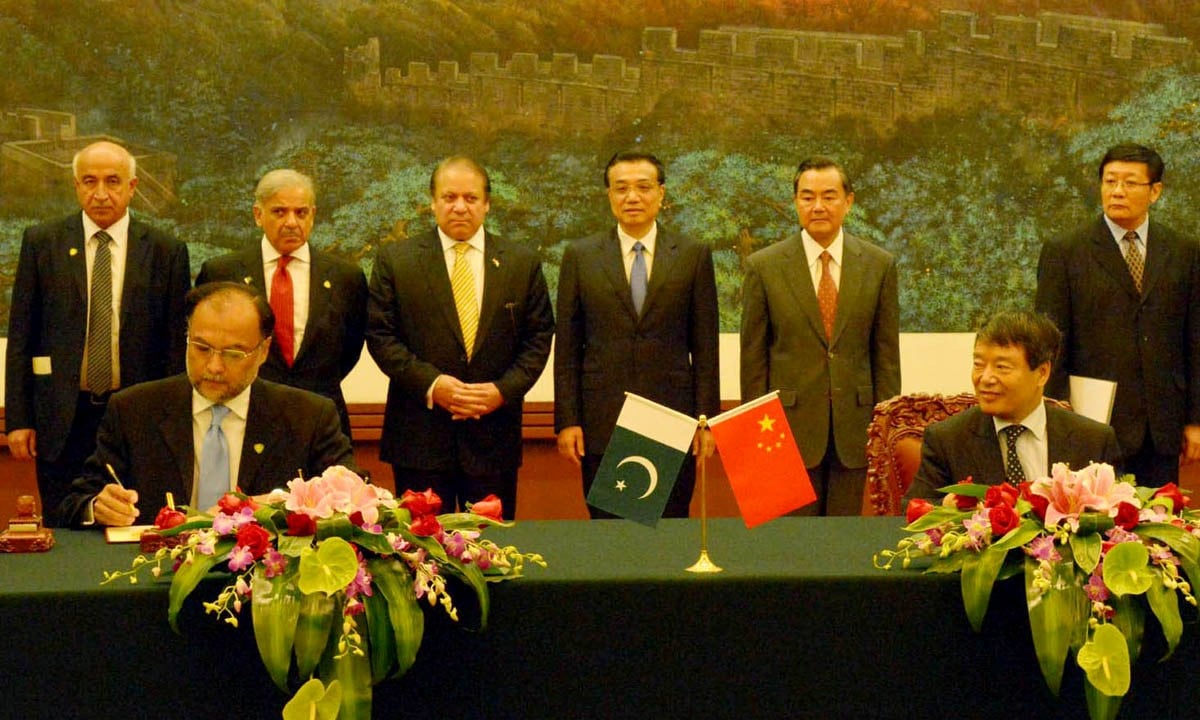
top-left (1144, 575), bottom-right (1183, 660)
top-left (168, 539), bottom-right (235, 633)
top-left (1025, 556), bottom-right (1082, 696)
top-left (1108, 595), bottom-right (1145, 666)
top-left (1078, 624), bottom-right (1131, 697)
top-left (1102, 542), bottom-right (1154, 597)
top-left (1070, 532), bottom-right (1102, 575)
top-left (298, 536), bottom-right (359, 595)
top-left (282, 678), bottom-right (342, 720)
top-left (960, 545), bottom-right (1007, 632)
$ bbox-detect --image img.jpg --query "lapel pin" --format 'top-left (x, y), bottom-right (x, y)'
top-left (324, 280), bottom-right (332, 289)
top-left (492, 257), bottom-right (500, 268)
top-left (69, 247), bottom-right (79, 257)
top-left (243, 276), bottom-right (253, 284)
top-left (253, 443), bottom-right (265, 454)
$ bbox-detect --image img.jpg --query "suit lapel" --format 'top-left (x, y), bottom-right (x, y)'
top-left (830, 234), bottom-right (866, 346)
top-left (240, 381), bottom-right (272, 489)
top-left (641, 226), bottom-right (675, 319)
top-left (1044, 404), bottom-right (1075, 467)
top-left (421, 231), bottom-right (469, 352)
top-left (1089, 221), bottom-right (1142, 301)
top-left (970, 410), bottom-right (1007, 482)
top-left (65, 214), bottom-right (88, 305)
top-left (295, 249), bottom-right (330, 364)
top-left (158, 376), bottom-right (197, 498)
top-left (778, 236), bottom-right (827, 345)
top-left (598, 229), bottom-right (638, 321)
top-left (1139, 221), bottom-right (1170, 302)
top-left (475, 234), bottom-right (505, 356)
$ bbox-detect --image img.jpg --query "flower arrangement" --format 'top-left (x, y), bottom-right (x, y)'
top-left (875, 462), bottom-right (1199, 720)
top-left (103, 466), bottom-right (544, 720)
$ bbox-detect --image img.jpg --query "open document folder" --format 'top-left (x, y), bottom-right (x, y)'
top-left (1068, 375), bottom-right (1117, 424)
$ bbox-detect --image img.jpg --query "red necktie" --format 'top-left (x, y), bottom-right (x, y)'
top-left (817, 251), bottom-right (838, 340)
top-left (270, 255), bottom-right (295, 366)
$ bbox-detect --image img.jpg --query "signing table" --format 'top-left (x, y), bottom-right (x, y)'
top-left (2, 518), bottom-right (1198, 719)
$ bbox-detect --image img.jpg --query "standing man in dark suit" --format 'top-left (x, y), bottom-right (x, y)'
top-left (554, 151), bottom-right (720, 518)
top-left (904, 310), bottom-right (1121, 503)
top-left (6, 140), bottom-right (190, 526)
top-left (366, 156), bottom-right (553, 519)
top-left (196, 169), bottom-right (367, 437)
top-left (740, 156), bottom-right (900, 516)
top-left (1036, 143), bottom-right (1200, 487)
top-left (59, 282), bottom-right (356, 527)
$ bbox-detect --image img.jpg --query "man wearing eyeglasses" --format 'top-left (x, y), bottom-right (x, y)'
top-left (196, 169), bottom-right (367, 437)
top-left (58, 282), bottom-right (356, 527)
top-left (1036, 143), bottom-right (1200, 487)
top-left (5, 140), bottom-right (190, 526)
top-left (554, 151), bottom-right (720, 518)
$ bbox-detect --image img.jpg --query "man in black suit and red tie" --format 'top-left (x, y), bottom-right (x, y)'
top-left (554, 151), bottom-right (720, 519)
top-left (1036, 144), bottom-right (1200, 487)
top-left (5, 140), bottom-right (190, 526)
top-left (196, 169), bottom-right (367, 437)
top-left (366, 156), bottom-right (554, 519)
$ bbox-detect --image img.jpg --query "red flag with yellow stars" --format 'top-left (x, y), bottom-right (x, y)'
top-left (708, 391), bottom-right (816, 527)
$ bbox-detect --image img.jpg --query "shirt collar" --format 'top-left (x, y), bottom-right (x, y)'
top-left (438, 225), bottom-right (486, 254)
top-left (261, 236), bottom-right (311, 264)
top-left (617, 222), bottom-right (658, 256)
top-left (1103, 214), bottom-right (1149, 245)
top-left (192, 382), bottom-right (253, 422)
top-left (801, 229), bottom-right (844, 267)
top-left (993, 399), bottom-right (1047, 441)
top-left (82, 211), bottom-right (130, 246)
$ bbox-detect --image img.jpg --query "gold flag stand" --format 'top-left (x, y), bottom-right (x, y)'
top-left (686, 415), bottom-right (722, 574)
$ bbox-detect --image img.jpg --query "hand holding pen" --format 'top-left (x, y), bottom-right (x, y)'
top-left (93, 463), bottom-right (140, 527)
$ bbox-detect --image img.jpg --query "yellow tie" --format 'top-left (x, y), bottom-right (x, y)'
top-left (451, 242), bottom-right (479, 359)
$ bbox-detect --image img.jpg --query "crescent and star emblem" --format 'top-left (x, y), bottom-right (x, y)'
top-left (617, 455), bottom-right (659, 499)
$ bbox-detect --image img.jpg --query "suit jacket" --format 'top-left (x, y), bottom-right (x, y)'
top-left (740, 232), bottom-right (901, 469)
top-left (5, 213), bottom-right (190, 463)
top-left (903, 402), bottom-right (1122, 503)
top-left (195, 243), bottom-right (368, 433)
top-left (365, 229), bottom-right (554, 474)
top-left (1036, 217), bottom-right (1200, 457)
top-left (58, 375), bottom-right (357, 526)
top-left (553, 226), bottom-right (720, 452)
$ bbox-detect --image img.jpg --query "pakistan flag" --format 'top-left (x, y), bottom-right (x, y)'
top-left (588, 393), bottom-right (698, 527)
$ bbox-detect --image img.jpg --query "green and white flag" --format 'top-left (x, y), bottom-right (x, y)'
top-left (588, 393), bottom-right (698, 527)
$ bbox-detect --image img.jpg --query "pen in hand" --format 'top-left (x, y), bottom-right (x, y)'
top-left (105, 463), bottom-right (138, 516)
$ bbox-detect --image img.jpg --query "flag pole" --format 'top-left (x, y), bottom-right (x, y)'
top-left (686, 415), bottom-right (722, 574)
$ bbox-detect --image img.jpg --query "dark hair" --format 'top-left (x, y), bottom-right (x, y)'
top-left (186, 282), bottom-right (274, 340)
top-left (792, 156), bottom-right (853, 195)
top-left (604, 151), bottom-right (666, 188)
top-left (1099, 144), bottom-right (1164, 184)
top-left (429, 156), bottom-right (491, 197)
top-left (974, 310), bottom-right (1061, 370)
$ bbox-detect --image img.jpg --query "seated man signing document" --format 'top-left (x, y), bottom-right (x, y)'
top-left (59, 282), bottom-right (356, 527)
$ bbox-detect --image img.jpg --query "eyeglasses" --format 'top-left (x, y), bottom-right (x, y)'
top-left (187, 338), bottom-right (265, 362)
top-left (1101, 179), bottom-right (1155, 191)
top-left (608, 183), bottom-right (661, 197)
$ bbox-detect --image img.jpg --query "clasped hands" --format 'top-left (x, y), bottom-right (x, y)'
top-left (432, 375), bottom-right (503, 420)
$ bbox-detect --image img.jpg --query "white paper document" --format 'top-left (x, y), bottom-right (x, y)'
top-left (1068, 375), bottom-right (1117, 425)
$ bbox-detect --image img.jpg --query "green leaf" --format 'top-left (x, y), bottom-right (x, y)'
top-left (1138, 523), bottom-right (1200, 565)
top-left (250, 571), bottom-right (301, 691)
top-left (1102, 542), bottom-right (1155, 597)
top-left (437, 512), bottom-right (513, 531)
top-left (282, 678), bottom-right (342, 720)
top-left (926, 554), bottom-right (965, 574)
top-left (1145, 574), bottom-right (1183, 660)
top-left (167, 539), bottom-right (234, 633)
top-left (1024, 556), bottom-right (1084, 696)
top-left (1070, 532), bottom-right (1103, 574)
top-left (363, 591), bottom-right (397, 684)
top-left (939, 482), bottom-right (987, 498)
top-left (902, 506), bottom-right (967, 532)
top-left (298, 536), bottom-right (359, 595)
top-left (1077, 624), bottom-right (1131, 697)
top-left (277, 534), bottom-right (314, 558)
top-left (960, 545), bottom-right (1008, 632)
top-left (315, 514), bottom-right (355, 542)
top-left (991, 520), bottom-right (1043, 552)
top-left (293, 591), bottom-right (336, 679)
top-left (441, 557), bottom-right (491, 630)
top-left (369, 558), bottom-right (425, 680)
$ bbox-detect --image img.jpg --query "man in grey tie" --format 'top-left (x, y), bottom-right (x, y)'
top-left (59, 282), bottom-right (356, 527)
top-left (5, 140), bottom-right (190, 525)
top-left (554, 151), bottom-right (720, 518)
top-left (1036, 143), bottom-right (1200, 487)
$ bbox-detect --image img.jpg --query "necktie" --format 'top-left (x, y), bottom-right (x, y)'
top-left (270, 255), bottom-right (295, 366)
top-left (1001, 424), bottom-right (1027, 484)
top-left (198, 405), bottom-right (231, 511)
top-left (817, 250), bottom-right (838, 341)
top-left (86, 231), bottom-right (113, 394)
top-left (451, 243), bottom-right (479, 359)
top-left (1122, 230), bottom-right (1144, 294)
top-left (631, 241), bottom-right (648, 315)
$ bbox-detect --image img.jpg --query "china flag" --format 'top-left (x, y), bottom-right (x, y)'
top-left (708, 391), bottom-right (816, 527)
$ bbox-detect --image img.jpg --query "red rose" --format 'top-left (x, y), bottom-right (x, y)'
top-left (905, 498), bottom-right (935, 524)
top-left (235, 523), bottom-right (272, 560)
top-left (1153, 483), bottom-right (1189, 513)
top-left (286, 513), bottom-right (316, 537)
top-left (470, 494), bottom-right (504, 522)
top-left (218, 492), bottom-right (258, 515)
top-left (988, 504), bottom-right (1020, 537)
top-left (984, 482), bottom-right (1019, 509)
top-left (1018, 482), bottom-right (1049, 521)
top-left (401, 488), bottom-right (443, 517)
top-left (1114, 502), bottom-right (1140, 531)
top-left (153, 506), bottom-right (187, 530)
top-left (409, 514), bottom-right (443, 537)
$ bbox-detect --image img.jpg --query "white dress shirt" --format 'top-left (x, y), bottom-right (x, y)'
top-left (993, 401), bottom-right (1049, 482)
top-left (618, 222), bottom-right (658, 282)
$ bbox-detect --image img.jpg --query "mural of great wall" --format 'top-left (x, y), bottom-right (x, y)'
top-left (344, 9), bottom-right (1192, 131)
